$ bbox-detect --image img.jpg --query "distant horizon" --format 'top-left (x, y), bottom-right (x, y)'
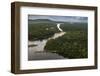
top-left (28, 15), bottom-right (88, 23)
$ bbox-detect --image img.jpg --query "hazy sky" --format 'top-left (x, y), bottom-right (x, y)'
top-left (28, 15), bottom-right (88, 23)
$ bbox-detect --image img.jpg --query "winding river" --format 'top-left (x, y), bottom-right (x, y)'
top-left (28, 23), bottom-right (66, 60)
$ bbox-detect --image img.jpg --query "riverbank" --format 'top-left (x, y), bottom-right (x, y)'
top-left (28, 23), bottom-right (66, 60)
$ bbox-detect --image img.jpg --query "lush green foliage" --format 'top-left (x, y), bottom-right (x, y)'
top-left (61, 23), bottom-right (87, 31)
top-left (28, 19), bottom-right (88, 59)
top-left (28, 22), bottom-right (59, 41)
top-left (44, 31), bottom-right (88, 58)
top-left (44, 22), bottom-right (88, 58)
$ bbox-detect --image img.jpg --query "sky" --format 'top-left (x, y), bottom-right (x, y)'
top-left (28, 15), bottom-right (88, 23)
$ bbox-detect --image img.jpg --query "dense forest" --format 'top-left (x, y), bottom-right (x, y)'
top-left (28, 19), bottom-right (88, 59)
top-left (28, 20), bottom-right (60, 41)
top-left (44, 31), bottom-right (88, 58)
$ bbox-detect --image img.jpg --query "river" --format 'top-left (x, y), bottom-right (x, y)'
top-left (28, 23), bottom-right (66, 60)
